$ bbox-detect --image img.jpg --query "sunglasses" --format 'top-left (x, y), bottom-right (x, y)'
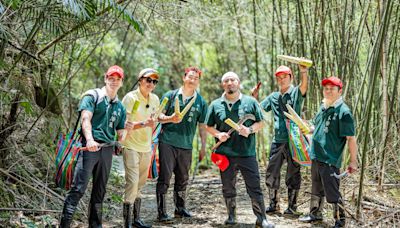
top-left (144, 77), bottom-right (158, 85)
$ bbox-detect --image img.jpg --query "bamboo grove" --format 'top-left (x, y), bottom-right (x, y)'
top-left (0, 0), bottom-right (399, 226)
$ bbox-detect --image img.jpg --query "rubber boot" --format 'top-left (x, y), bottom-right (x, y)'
top-left (123, 203), bottom-right (133, 228)
top-left (224, 197), bottom-right (236, 225)
top-left (283, 189), bottom-right (300, 216)
top-left (299, 195), bottom-right (324, 222)
top-left (132, 198), bottom-right (151, 228)
top-left (173, 191), bottom-right (192, 218)
top-left (251, 198), bottom-right (275, 228)
top-left (265, 189), bottom-right (280, 213)
top-left (156, 194), bottom-right (173, 223)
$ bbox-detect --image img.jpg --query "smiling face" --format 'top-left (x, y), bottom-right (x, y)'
top-left (323, 84), bottom-right (342, 102)
top-left (275, 73), bottom-right (292, 91)
top-left (139, 76), bottom-right (158, 94)
top-left (221, 75), bottom-right (240, 94)
top-left (104, 74), bottom-right (123, 92)
top-left (183, 70), bottom-right (200, 90)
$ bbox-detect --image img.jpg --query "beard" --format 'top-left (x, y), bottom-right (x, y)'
top-left (227, 89), bottom-right (235, 94)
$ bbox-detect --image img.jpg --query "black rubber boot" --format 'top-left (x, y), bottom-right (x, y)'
top-left (252, 198), bottom-right (275, 228)
top-left (265, 189), bottom-right (280, 213)
top-left (332, 199), bottom-right (346, 228)
top-left (299, 195), bottom-right (324, 222)
top-left (283, 189), bottom-right (300, 216)
top-left (224, 197), bottom-right (237, 225)
top-left (123, 203), bottom-right (133, 228)
top-left (88, 203), bottom-right (103, 228)
top-left (157, 194), bottom-right (173, 223)
top-left (59, 203), bottom-right (77, 228)
top-left (174, 191), bottom-right (192, 218)
top-left (132, 198), bottom-right (151, 228)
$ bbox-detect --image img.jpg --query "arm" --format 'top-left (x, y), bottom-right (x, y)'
top-left (81, 110), bottom-right (100, 151)
top-left (198, 123), bottom-right (207, 161)
top-left (346, 136), bottom-right (358, 173)
top-left (205, 125), bottom-right (230, 142)
top-left (158, 112), bottom-right (182, 124)
top-left (298, 65), bottom-right (309, 96)
top-left (238, 121), bottom-right (264, 138)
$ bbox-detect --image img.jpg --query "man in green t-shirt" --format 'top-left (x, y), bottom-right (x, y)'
top-left (260, 64), bottom-right (308, 215)
top-left (60, 65), bottom-right (127, 228)
top-left (156, 67), bottom-right (208, 222)
top-left (299, 77), bottom-right (358, 228)
top-left (205, 72), bottom-right (274, 228)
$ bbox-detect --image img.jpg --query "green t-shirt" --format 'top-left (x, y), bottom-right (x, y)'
top-left (310, 100), bottom-right (355, 168)
top-left (79, 88), bottom-right (126, 144)
top-left (159, 89), bottom-right (208, 150)
top-left (205, 94), bottom-right (263, 157)
top-left (260, 85), bottom-right (305, 143)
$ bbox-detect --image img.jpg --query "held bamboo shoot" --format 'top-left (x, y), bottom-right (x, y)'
top-left (224, 118), bottom-right (241, 131)
top-left (277, 55), bottom-right (313, 68)
top-left (153, 97), bottom-right (169, 119)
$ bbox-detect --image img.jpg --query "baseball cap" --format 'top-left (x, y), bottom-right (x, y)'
top-left (106, 65), bottom-right (124, 78)
top-left (275, 65), bottom-right (292, 77)
top-left (211, 153), bottom-right (229, 172)
top-left (321, 76), bottom-right (343, 89)
top-left (137, 68), bottom-right (159, 80)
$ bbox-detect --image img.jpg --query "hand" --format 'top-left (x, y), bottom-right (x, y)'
top-left (199, 147), bottom-right (206, 161)
top-left (169, 113), bottom-right (182, 124)
top-left (114, 142), bottom-right (123, 156)
top-left (125, 121), bottom-right (135, 130)
top-left (299, 64), bottom-right (308, 73)
top-left (238, 124), bottom-right (250, 138)
top-left (144, 117), bottom-right (156, 128)
top-left (347, 161), bottom-right (358, 174)
top-left (86, 139), bottom-right (100, 152)
top-left (216, 132), bottom-right (230, 142)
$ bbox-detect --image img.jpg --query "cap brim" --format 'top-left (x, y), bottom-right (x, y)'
top-left (142, 73), bottom-right (159, 80)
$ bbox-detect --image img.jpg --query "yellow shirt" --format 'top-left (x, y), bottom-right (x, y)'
top-left (121, 89), bottom-right (160, 152)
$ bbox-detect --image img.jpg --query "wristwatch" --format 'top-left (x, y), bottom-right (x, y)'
top-left (140, 121), bottom-right (145, 127)
top-left (249, 126), bottom-right (254, 134)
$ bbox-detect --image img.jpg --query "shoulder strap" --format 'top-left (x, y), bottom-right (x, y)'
top-left (72, 89), bottom-right (100, 138)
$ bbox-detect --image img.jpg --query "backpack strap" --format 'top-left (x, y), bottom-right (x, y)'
top-left (72, 89), bottom-right (100, 139)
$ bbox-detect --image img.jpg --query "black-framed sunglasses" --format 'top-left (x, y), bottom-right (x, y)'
top-left (144, 77), bottom-right (158, 85)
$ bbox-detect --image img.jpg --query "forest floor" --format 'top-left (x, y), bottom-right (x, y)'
top-left (5, 156), bottom-right (400, 228)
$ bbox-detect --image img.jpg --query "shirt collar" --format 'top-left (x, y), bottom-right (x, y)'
top-left (177, 87), bottom-right (196, 97)
top-left (323, 96), bottom-right (343, 109)
top-left (280, 85), bottom-right (294, 96)
top-left (221, 92), bottom-right (242, 104)
top-left (101, 87), bottom-right (119, 103)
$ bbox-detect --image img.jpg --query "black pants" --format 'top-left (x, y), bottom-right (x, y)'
top-left (62, 146), bottom-right (113, 226)
top-left (311, 160), bottom-right (341, 203)
top-left (156, 142), bottom-right (192, 194)
top-left (265, 142), bottom-right (301, 190)
top-left (221, 156), bottom-right (264, 202)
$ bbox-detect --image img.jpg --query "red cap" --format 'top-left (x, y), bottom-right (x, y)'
top-left (321, 76), bottom-right (343, 89)
top-left (211, 153), bottom-right (229, 172)
top-left (106, 65), bottom-right (124, 79)
top-left (275, 65), bottom-right (292, 77)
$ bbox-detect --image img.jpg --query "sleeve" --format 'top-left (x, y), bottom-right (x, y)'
top-left (116, 105), bottom-right (126, 130)
top-left (78, 95), bottom-right (95, 113)
top-left (121, 93), bottom-right (136, 114)
top-left (161, 91), bottom-right (173, 115)
top-left (198, 98), bottom-right (208, 124)
top-left (294, 86), bottom-right (305, 106)
top-left (252, 100), bottom-right (263, 122)
top-left (339, 111), bottom-right (355, 137)
top-left (204, 103), bottom-right (215, 127)
top-left (260, 95), bottom-right (272, 112)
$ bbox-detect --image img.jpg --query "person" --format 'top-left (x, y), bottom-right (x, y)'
top-left (299, 76), bottom-right (358, 228)
top-left (156, 67), bottom-right (208, 222)
top-left (121, 68), bottom-right (160, 228)
top-left (259, 64), bottom-right (308, 215)
top-left (205, 72), bottom-right (274, 228)
top-left (60, 65), bottom-right (127, 228)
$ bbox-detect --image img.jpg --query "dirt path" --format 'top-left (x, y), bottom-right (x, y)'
top-left (95, 158), bottom-right (342, 228)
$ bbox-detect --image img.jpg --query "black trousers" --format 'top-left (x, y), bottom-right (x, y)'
top-left (62, 146), bottom-right (113, 226)
top-left (221, 156), bottom-right (264, 202)
top-left (311, 160), bottom-right (342, 203)
top-left (156, 142), bottom-right (192, 194)
top-left (265, 142), bottom-right (301, 190)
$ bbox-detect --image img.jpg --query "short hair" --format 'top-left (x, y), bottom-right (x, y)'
top-left (184, 67), bottom-right (202, 77)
